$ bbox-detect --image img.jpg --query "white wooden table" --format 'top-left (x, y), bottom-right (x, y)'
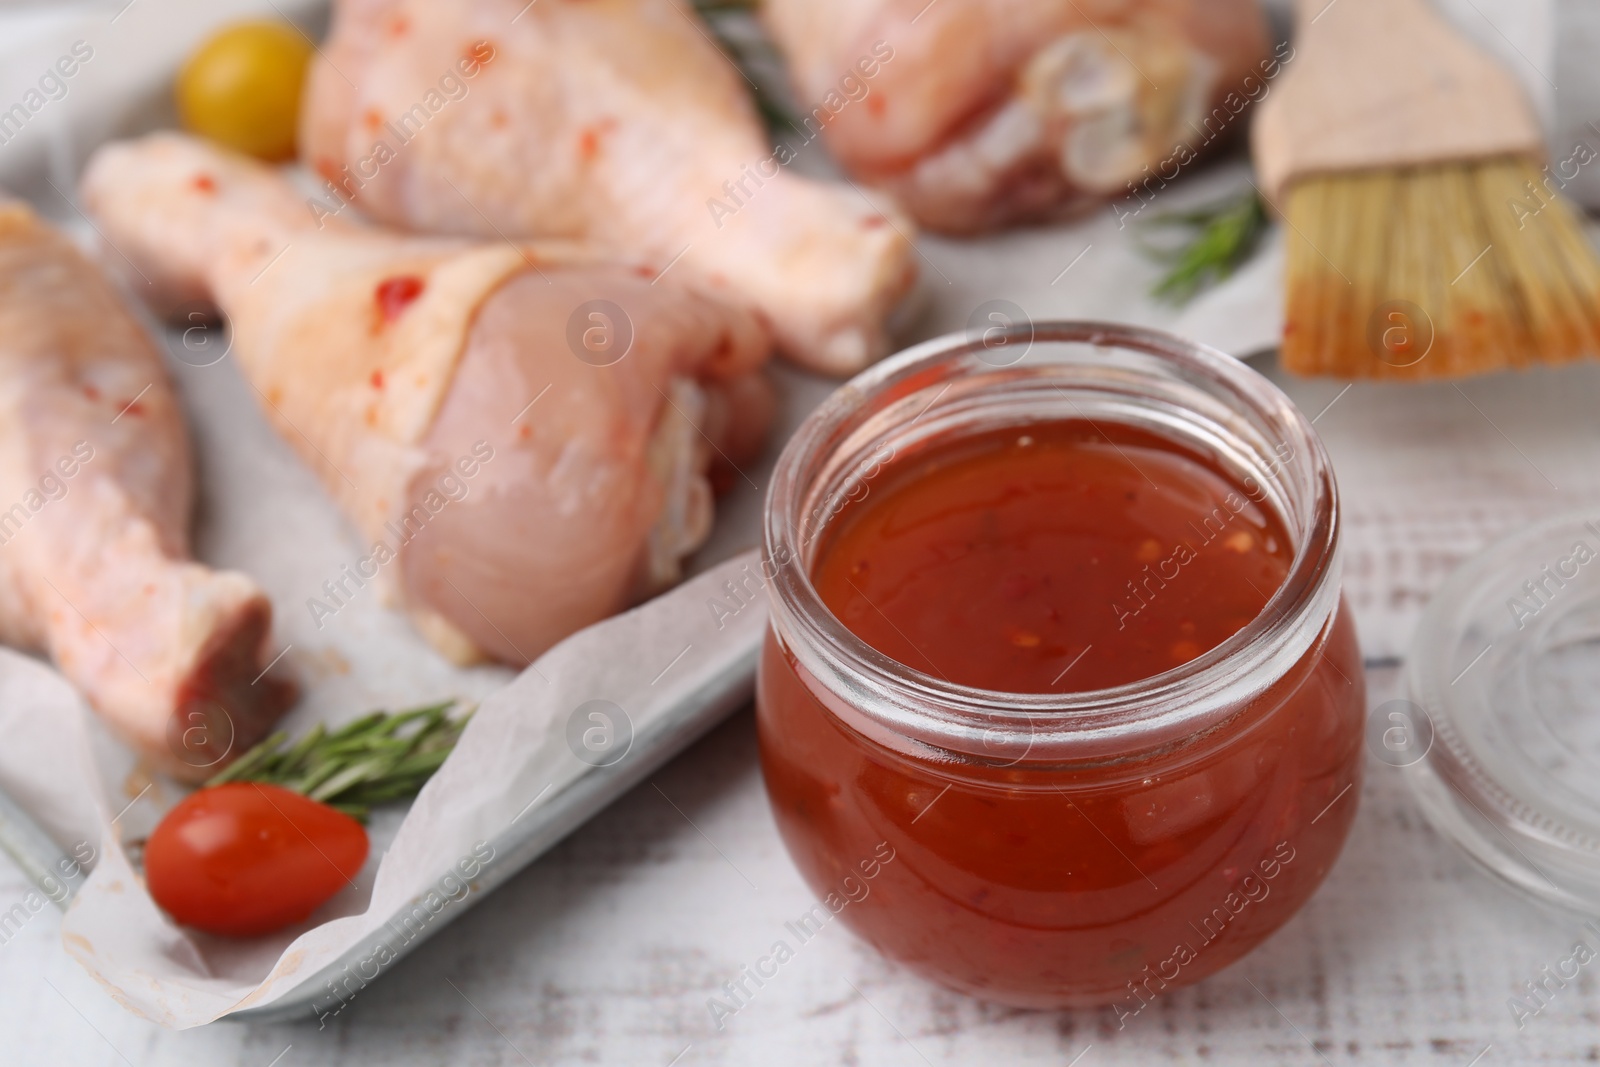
top-left (5, 661), bottom-right (1600, 1066)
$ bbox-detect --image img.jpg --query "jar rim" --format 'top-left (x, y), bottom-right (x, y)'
top-left (761, 321), bottom-right (1344, 764)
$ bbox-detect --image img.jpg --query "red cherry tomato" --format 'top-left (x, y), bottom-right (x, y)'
top-left (145, 783), bottom-right (368, 937)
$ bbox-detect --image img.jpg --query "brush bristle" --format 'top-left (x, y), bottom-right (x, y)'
top-left (1281, 157), bottom-right (1600, 378)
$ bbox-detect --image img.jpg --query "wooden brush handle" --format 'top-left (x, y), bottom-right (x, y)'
top-left (1252, 0), bottom-right (1544, 203)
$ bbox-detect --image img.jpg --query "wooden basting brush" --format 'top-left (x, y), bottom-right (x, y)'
top-left (1253, 0), bottom-right (1600, 379)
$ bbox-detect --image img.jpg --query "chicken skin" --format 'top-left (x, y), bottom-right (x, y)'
top-left (763, 0), bottom-right (1271, 233)
top-left (0, 201), bottom-right (293, 781)
top-left (299, 0), bottom-right (917, 375)
top-left (82, 133), bottom-right (773, 666)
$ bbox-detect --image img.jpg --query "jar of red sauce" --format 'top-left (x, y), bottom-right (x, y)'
top-left (757, 322), bottom-right (1364, 1011)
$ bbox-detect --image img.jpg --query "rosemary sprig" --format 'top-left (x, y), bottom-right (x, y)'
top-left (206, 701), bottom-right (472, 821)
top-left (1137, 190), bottom-right (1269, 304)
top-left (690, 0), bottom-right (802, 137)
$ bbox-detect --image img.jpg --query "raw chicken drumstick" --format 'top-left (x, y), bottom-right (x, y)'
top-left (82, 133), bottom-right (773, 666)
top-left (299, 0), bottom-right (917, 375)
top-left (0, 201), bottom-right (294, 781)
top-left (762, 0), bottom-right (1271, 233)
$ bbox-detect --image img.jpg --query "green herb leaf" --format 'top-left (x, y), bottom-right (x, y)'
top-left (690, 0), bottom-right (803, 137)
top-left (205, 700), bottom-right (471, 821)
top-left (693, 0), bottom-right (759, 12)
top-left (1137, 190), bottom-right (1269, 304)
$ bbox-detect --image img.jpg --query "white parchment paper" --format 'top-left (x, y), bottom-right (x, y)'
top-left (0, 547), bottom-right (765, 1028)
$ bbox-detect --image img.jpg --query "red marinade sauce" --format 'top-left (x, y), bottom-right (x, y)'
top-left (814, 421), bottom-right (1293, 691)
top-left (758, 417), bottom-right (1365, 1008)
top-left (375, 275), bottom-right (425, 323)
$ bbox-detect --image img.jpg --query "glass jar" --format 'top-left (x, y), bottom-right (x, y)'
top-left (756, 322), bottom-right (1365, 1010)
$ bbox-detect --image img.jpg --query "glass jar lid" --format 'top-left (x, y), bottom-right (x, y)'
top-left (1403, 509), bottom-right (1600, 912)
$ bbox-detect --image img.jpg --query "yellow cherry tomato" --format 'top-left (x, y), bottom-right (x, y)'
top-left (176, 21), bottom-right (313, 161)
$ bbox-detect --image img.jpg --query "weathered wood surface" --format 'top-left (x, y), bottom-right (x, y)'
top-left (6, 662), bottom-right (1600, 1065)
